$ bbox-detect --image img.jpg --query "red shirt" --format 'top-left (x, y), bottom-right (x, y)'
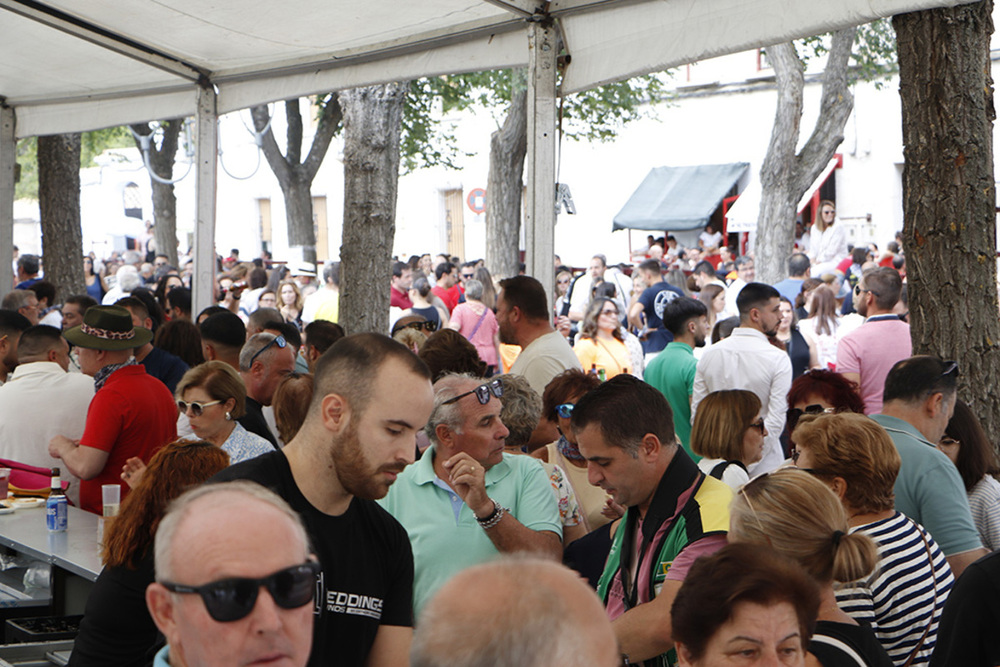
top-left (431, 285), bottom-right (459, 313)
top-left (78, 365), bottom-right (177, 514)
top-left (390, 286), bottom-right (413, 310)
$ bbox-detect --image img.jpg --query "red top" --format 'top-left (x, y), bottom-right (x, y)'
top-left (390, 286), bottom-right (413, 310)
top-left (78, 365), bottom-right (177, 513)
top-left (432, 285), bottom-right (459, 313)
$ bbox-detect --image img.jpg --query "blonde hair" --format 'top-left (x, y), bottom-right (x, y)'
top-left (793, 413), bottom-right (900, 514)
top-left (690, 390), bottom-right (761, 462)
top-left (730, 469), bottom-right (877, 584)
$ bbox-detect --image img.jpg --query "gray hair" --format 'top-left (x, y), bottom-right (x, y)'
top-left (239, 332), bottom-right (280, 372)
top-left (463, 279), bottom-right (484, 301)
top-left (425, 373), bottom-right (483, 445)
top-left (116, 265), bottom-right (142, 293)
top-left (1, 290), bottom-right (35, 311)
top-left (495, 374), bottom-right (541, 450)
top-left (153, 481), bottom-right (309, 581)
top-left (412, 556), bottom-right (604, 667)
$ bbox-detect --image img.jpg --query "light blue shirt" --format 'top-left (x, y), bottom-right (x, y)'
top-left (185, 421), bottom-right (275, 465)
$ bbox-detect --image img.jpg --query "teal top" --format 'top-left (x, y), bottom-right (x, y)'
top-left (378, 447), bottom-right (561, 618)
top-left (643, 342), bottom-right (699, 461)
top-left (870, 414), bottom-right (982, 556)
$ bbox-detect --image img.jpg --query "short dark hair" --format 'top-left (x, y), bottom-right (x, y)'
top-left (199, 312), bottom-right (246, 349)
top-left (248, 267), bottom-right (268, 290)
top-left (197, 305), bottom-right (229, 321)
top-left (418, 329), bottom-right (487, 381)
top-left (712, 316), bottom-right (740, 344)
top-left (883, 356), bottom-right (958, 405)
top-left (304, 320), bottom-right (345, 356)
top-left (65, 294), bottom-right (99, 313)
top-left (128, 288), bottom-right (165, 332)
top-left (0, 310), bottom-right (32, 338)
top-left (736, 282), bottom-right (780, 317)
top-left (16, 324), bottom-right (64, 358)
top-left (392, 261), bottom-right (409, 279)
top-left (498, 276), bottom-right (549, 321)
top-left (571, 375), bottom-right (675, 457)
top-left (165, 286), bottom-right (192, 316)
top-left (322, 262), bottom-right (340, 286)
top-left (734, 255), bottom-right (753, 269)
top-left (264, 320), bottom-right (302, 350)
top-left (17, 254), bottom-right (39, 275)
top-left (671, 543), bottom-right (820, 663)
top-left (662, 297), bottom-right (708, 337)
top-left (313, 333), bottom-right (431, 415)
top-left (787, 253), bottom-right (810, 277)
top-left (691, 260), bottom-right (716, 277)
top-left (861, 267), bottom-right (902, 310)
top-left (638, 259), bottom-right (663, 276)
top-left (851, 247), bottom-right (869, 265)
top-left (115, 296), bottom-right (150, 322)
top-left (29, 281), bottom-right (56, 305)
top-left (887, 241), bottom-right (900, 254)
top-left (434, 262), bottom-right (454, 281)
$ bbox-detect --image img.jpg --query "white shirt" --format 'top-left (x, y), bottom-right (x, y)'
top-left (0, 362), bottom-right (94, 506)
top-left (692, 328), bottom-right (792, 476)
top-left (723, 278), bottom-right (746, 319)
top-left (808, 223), bottom-right (849, 267)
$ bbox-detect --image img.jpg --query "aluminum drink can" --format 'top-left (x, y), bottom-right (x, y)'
top-left (46, 494), bottom-right (67, 532)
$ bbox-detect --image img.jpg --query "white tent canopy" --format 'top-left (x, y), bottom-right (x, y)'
top-left (0, 0), bottom-right (976, 306)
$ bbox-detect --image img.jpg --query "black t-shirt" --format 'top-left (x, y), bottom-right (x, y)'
top-left (810, 620), bottom-right (894, 667)
top-left (237, 397), bottom-right (278, 447)
top-left (211, 451), bottom-right (415, 667)
top-left (141, 346), bottom-right (189, 395)
top-left (638, 281), bottom-right (683, 353)
top-left (69, 552), bottom-right (161, 667)
top-left (930, 550), bottom-right (1000, 667)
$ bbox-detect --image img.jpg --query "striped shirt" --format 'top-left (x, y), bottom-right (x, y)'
top-left (968, 475), bottom-right (1000, 551)
top-left (835, 511), bottom-right (953, 667)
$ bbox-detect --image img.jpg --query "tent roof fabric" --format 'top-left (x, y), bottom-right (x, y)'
top-left (0, 0), bottom-right (977, 138)
top-left (613, 162), bottom-right (749, 232)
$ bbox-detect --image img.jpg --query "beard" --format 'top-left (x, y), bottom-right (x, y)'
top-left (331, 421), bottom-right (406, 500)
top-left (498, 320), bottom-right (516, 346)
top-left (694, 332), bottom-right (707, 348)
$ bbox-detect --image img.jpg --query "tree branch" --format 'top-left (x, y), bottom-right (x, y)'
top-left (250, 105), bottom-right (292, 187)
top-left (302, 93), bottom-right (343, 180)
top-left (285, 99), bottom-right (303, 166)
top-left (759, 42), bottom-right (805, 189)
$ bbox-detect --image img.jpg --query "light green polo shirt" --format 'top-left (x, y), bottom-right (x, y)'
top-left (378, 447), bottom-right (561, 617)
top-left (643, 341), bottom-right (699, 461)
top-left (870, 413), bottom-right (982, 556)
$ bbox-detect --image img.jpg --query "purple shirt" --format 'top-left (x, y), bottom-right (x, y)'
top-left (836, 316), bottom-right (911, 414)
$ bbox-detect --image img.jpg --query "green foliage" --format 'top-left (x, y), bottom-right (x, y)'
top-left (797, 19), bottom-right (897, 87)
top-left (398, 68), bottom-right (671, 173)
top-left (15, 126), bottom-right (133, 200)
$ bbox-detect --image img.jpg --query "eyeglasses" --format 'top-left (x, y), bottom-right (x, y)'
top-left (600, 308), bottom-right (619, 316)
top-left (177, 399), bottom-right (223, 417)
top-left (248, 335), bottom-right (287, 368)
top-left (160, 561), bottom-right (320, 623)
top-left (823, 210), bottom-right (836, 215)
top-left (786, 404), bottom-right (837, 432)
top-left (748, 418), bottom-right (766, 434)
top-left (555, 403), bottom-right (575, 419)
top-left (939, 436), bottom-right (960, 447)
top-left (442, 379), bottom-right (504, 406)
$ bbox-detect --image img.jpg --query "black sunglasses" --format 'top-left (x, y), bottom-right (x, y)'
top-left (748, 418), bottom-right (766, 434)
top-left (177, 399), bottom-right (222, 417)
top-left (160, 561), bottom-right (320, 623)
top-left (442, 379), bottom-right (504, 405)
top-left (248, 335), bottom-right (287, 368)
top-left (786, 404), bottom-right (836, 432)
top-left (392, 320), bottom-right (439, 336)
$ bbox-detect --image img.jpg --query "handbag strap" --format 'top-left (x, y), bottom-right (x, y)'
top-left (465, 306), bottom-right (489, 340)
top-left (900, 526), bottom-right (938, 667)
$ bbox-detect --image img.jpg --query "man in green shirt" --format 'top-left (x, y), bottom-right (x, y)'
top-left (643, 297), bottom-right (710, 460)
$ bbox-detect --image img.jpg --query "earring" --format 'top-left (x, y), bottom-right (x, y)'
top-left (225, 411), bottom-right (231, 421)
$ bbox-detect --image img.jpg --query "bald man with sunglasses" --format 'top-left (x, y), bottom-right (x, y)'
top-left (379, 373), bottom-right (562, 619)
top-left (146, 482), bottom-right (315, 667)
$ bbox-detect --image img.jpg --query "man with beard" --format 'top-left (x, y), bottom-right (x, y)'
top-left (212, 333), bottom-right (435, 667)
top-left (642, 297), bottom-right (710, 459)
top-left (692, 283), bottom-right (791, 475)
top-left (836, 267), bottom-right (910, 414)
top-left (378, 373), bottom-right (561, 618)
top-left (0, 309), bottom-right (31, 385)
top-left (496, 276), bottom-right (580, 397)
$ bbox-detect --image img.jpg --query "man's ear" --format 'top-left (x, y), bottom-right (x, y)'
top-left (320, 393), bottom-right (350, 434)
top-left (146, 582), bottom-right (178, 640)
top-left (434, 423), bottom-right (455, 450)
top-left (924, 391), bottom-right (944, 419)
top-left (202, 343), bottom-right (216, 361)
top-left (639, 433), bottom-right (662, 461)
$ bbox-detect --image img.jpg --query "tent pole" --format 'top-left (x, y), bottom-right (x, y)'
top-left (0, 106), bottom-right (14, 295)
top-left (193, 84), bottom-right (217, 316)
top-left (525, 19), bottom-right (557, 311)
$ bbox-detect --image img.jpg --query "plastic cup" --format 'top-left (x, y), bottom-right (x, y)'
top-left (0, 468), bottom-right (10, 500)
top-left (102, 484), bottom-right (121, 517)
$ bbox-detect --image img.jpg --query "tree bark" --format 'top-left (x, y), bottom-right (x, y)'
top-left (338, 83), bottom-right (407, 336)
top-left (131, 119), bottom-right (183, 266)
top-left (894, 0), bottom-right (1000, 434)
top-left (251, 96), bottom-right (342, 265)
top-left (37, 133), bottom-right (85, 298)
top-left (756, 29), bottom-right (856, 284)
top-left (485, 87), bottom-right (528, 281)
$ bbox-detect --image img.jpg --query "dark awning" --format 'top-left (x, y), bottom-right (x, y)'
top-left (612, 162), bottom-right (749, 232)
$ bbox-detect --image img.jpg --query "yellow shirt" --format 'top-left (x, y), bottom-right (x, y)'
top-left (574, 336), bottom-right (630, 379)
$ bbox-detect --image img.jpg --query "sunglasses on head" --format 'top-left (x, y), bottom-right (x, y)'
top-left (177, 399), bottom-right (222, 417)
top-left (248, 335), bottom-right (287, 367)
top-left (555, 403), bottom-right (575, 419)
top-left (786, 404), bottom-right (836, 432)
top-left (160, 561), bottom-right (320, 623)
top-left (393, 321), bottom-right (438, 335)
top-left (442, 379), bottom-right (504, 405)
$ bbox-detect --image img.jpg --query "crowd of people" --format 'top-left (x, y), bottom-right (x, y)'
top-left (0, 207), bottom-right (996, 667)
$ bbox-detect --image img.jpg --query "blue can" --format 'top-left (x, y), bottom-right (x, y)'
top-left (46, 494), bottom-right (67, 532)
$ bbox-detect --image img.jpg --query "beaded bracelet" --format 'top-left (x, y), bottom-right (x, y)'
top-left (476, 499), bottom-right (507, 530)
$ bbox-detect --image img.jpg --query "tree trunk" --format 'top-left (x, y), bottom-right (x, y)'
top-left (893, 0), bottom-right (1000, 434)
top-left (485, 87), bottom-right (528, 281)
top-left (37, 133), bottom-right (85, 298)
top-left (252, 96), bottom-right (342, 266)
top-left (756, 29), bottom-right (856, 284)
top-left (338, 83), bottom-right (407, 336)
top-left (131, 120), bottom-right (183, 267)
